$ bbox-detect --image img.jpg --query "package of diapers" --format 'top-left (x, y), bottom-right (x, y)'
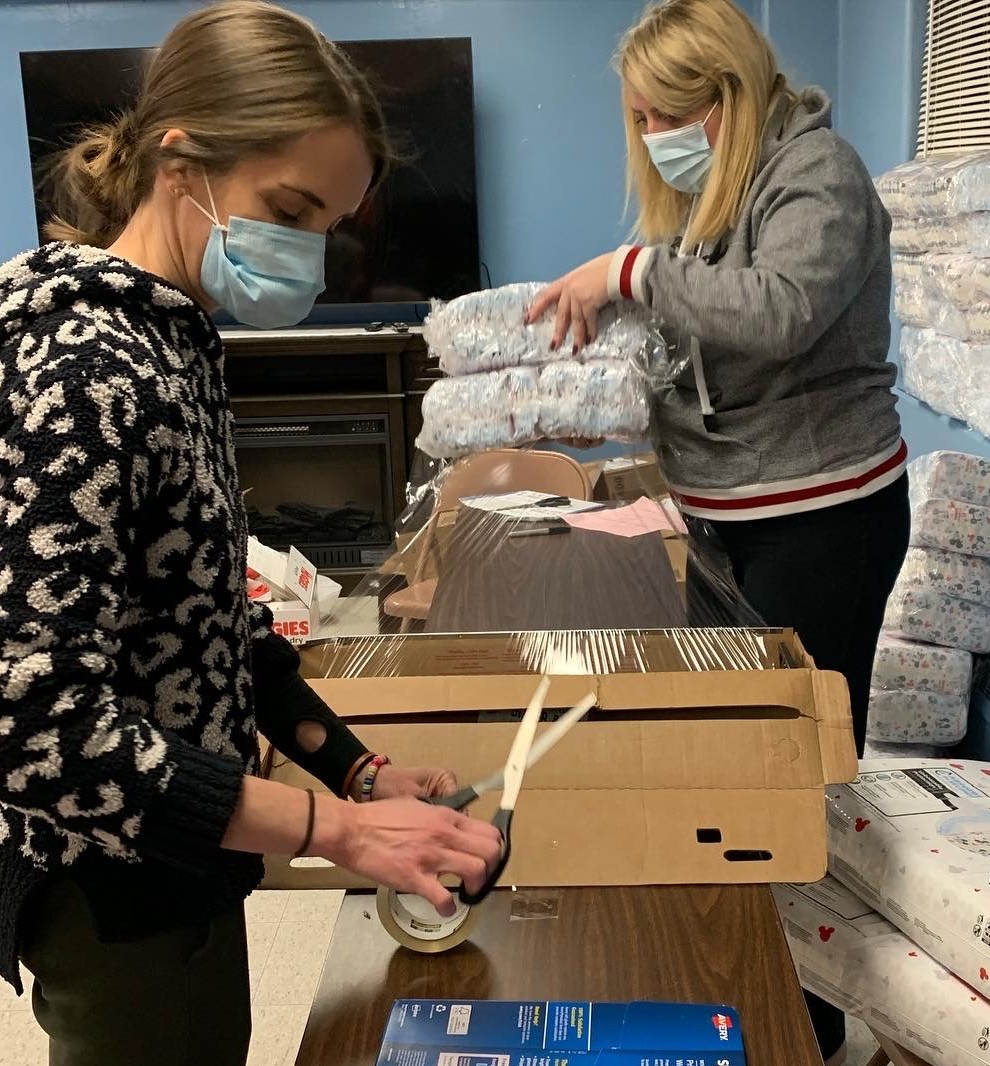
top-left (876, 152), bottom-right (990, 219)
top-left (863, 739), bottom-right (942, 760)
top-left (415, 361), bottom-right (650, 458)
top-left (891, 214), bottom-right (990, 257)
top-left (912, 498), bottom-right (990, 560)
top-left (774, 875), bottom-right (990, 1066)
top-left (884, 585), bottom-right (990, 654)
top-left (422, 282), bottom-right (661, 377)
top-left (898, 547), bottom-right (990, 609)
top-left (415, 366), bottom-right (541, 458)
top-left (872, 634), bottom-right (974, 698)
top-left (828, 759), bottom-right (990, 995)
top-left (900, 330), bottom-right (990, 438)
top-left (867, 688), bottom-right (969, 746)
top-left (911, 451), bottom-right (990, 510)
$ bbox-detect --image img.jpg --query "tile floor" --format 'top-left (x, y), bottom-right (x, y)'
top-left (0, 887), bottom-right (881, 1066)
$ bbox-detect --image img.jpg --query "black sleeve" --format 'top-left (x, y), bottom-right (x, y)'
top-left (248, 605), bottom-right (369, 797)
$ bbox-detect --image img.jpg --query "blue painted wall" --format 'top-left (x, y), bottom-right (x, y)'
top-left (0, 0), bottom-right (645, 284)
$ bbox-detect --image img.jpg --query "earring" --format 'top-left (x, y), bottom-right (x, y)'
top-left (170, 185), bottom-right (187, 198)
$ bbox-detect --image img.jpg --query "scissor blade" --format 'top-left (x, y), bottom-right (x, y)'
top-left (470, 693), bottom-right (596, 799)
top-left (500, 676), bottom-right (551, 812)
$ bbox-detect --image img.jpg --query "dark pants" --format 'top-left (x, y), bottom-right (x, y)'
top-left (20, 877), bottom-right (251, 1066)
top-left (687, 473), bottom-right (911, 1058)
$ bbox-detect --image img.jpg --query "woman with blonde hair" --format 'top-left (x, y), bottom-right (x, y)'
top-left (0, 3), bottom-right (500, 1063)
top-left (529, 2), bottom-right (908, 1061)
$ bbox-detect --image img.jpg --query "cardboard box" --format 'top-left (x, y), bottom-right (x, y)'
top-left (374, 1000), bottom-right (747, 1066)
top-left (247, 537), bottom-right (342, 645)
top-left (261, 627), bottom-right (856, 891)
top-left (587, 452), bottom-right (668, 502)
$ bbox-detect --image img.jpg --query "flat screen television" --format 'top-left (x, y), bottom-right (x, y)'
top-left (19, 38), bottom-right (481, 324)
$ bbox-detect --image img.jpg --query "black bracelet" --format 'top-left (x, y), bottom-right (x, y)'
top-left (294, 788), bottom-right (316, 858)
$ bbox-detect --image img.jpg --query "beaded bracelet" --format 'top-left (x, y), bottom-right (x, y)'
top-left (359, 754), bottom-right (390, 803)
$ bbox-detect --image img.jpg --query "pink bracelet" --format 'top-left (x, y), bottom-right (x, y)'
top-left (359, 754), bottom-right (390, 803)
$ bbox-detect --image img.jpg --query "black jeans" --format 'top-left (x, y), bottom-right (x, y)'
top-left (21, 877), bottom-right (251, 1066)
top-left (687, 473), bottom-right (911, 1058)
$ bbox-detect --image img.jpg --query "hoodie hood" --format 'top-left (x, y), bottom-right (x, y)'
top-left (759, 87), bottom-right (833, 170)
top-left (0, 242), bottom-right (215, 357)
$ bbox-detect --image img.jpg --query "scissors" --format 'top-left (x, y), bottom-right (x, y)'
top-left (429, 677), bottom-right (596, 906)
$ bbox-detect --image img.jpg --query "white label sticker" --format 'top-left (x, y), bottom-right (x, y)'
top-left (446, 1004), bottom-right (473, 1036)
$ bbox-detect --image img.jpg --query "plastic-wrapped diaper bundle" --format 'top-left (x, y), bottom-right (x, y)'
top-left (867, 634), bottom-right (972, 746)
top-left (875, 152), bottom-right (990, 217)
top-left (416, 282), bottom-right (661, 458)
top-left (900, 328), bottom-right (990, 438)
top-left (894, 257), bottom-right (990, 341)
top-left (881, 455), bottom-right (990, 655)
top-left (911, 450), bottom-right (990, 508)
top-left (422, 283), bottom-right (658, 376)
top-left (890, 213), bottom-right (990, 257)
top-left (774, 875), bottom-right (990, 1066)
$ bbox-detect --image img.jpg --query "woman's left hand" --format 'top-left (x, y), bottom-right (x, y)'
top-left (526, 253), bottom-right (613, 352)
top-left (370, 763), bottom-right (458, 801)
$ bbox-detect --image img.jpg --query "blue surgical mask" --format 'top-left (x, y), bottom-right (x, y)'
top-left (189, 177), bottom-right (327, 329)
top-left (642, 102), bottom-right (719, 195)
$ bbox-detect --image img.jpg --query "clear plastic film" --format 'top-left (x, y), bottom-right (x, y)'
top-left (414, 283), bottom-right (667, 458)
top-left (300, 434), bottom-right (782, 687)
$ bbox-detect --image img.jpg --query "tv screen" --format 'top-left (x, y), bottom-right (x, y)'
top-left (19, 38), bottom-right (481, 319)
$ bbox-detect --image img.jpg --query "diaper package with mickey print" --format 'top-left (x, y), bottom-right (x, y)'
top-left (828, 760), bottom-right (990, 997)
top-left (774, 875), bottom-right (990, 1066)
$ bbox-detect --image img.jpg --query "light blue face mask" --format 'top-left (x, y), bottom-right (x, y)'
top-left (189, 177), bottom-right (327, 329)
top-left (642, 102), bottom-right (719, 195)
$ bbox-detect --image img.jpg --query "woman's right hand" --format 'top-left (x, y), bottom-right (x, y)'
top-left (315, 795), bottom-right (503, 916)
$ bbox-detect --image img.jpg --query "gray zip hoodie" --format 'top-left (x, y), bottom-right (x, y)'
top-left (608, 89), bottom-right (903, 519)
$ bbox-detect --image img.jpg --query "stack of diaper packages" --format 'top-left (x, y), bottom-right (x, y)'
top-left (876, 152), bottom-right (990, 436)
top-left (415, 283), bottom-right (662, 458)
top-left (867, 451), bottom-right (990, 756)
top-left (775, 758), bottom-right (990, 1066)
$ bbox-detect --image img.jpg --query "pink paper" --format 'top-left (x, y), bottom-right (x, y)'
top-left (563, 496), bottom-right (688, 538)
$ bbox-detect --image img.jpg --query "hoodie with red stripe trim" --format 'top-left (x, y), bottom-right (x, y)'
top-left (606, 89), bottom-right (902, 517)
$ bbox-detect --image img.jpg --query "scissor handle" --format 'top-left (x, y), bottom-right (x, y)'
top-left (425, 786), bottom-right (478, 811)
top-left (458, 807), bottom-right (513, 907)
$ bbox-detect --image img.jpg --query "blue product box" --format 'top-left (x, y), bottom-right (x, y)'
top-left (374, 999), bottom-right (746, 1066)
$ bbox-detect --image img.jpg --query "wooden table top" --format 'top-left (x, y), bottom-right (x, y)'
top-left (296, 886), bottom-right (824, 1066)
top-left (426, 505), bottom-right (687, 632)
top-left (299, 499), bottom-right (822, 1066)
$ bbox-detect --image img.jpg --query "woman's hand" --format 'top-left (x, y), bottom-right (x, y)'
top-left (370, 763), bottom-right (458, 801)
top-left (526, 253), bottom-right (613, 352)
top-left (320, 795), bottom-right (502, 916)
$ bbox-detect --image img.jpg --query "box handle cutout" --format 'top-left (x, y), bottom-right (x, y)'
top-left (696, 828), bottom-right (722, 844)
top-left (723, 849), bottom-right (773, 863)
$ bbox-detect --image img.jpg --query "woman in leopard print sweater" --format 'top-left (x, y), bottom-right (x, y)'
top-left (0, 4), bottom-right (499, 1063)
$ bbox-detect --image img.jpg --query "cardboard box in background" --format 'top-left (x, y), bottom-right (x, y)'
top-left (586, 452), bottom-right (668, 502)
top-left (247, 537), bottom-right (342, 645)
top-left (261, 628), bottom-right (857, 892)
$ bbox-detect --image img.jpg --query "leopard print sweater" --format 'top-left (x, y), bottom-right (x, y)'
top-left (0, 243), bottom-right (302, 991)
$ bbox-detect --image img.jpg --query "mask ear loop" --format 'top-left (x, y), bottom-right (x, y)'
top-left (186, 174), bottom-right (226, 231)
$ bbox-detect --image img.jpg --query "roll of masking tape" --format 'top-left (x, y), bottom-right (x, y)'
top-left (376, 884), bottom-right (480, 953)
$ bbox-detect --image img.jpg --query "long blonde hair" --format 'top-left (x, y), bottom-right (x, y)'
top-left (617, 0), bottom-right (798, 245)
top-left (45, 0), bottom-right (393, 248)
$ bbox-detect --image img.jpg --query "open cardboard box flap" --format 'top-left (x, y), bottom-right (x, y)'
top-left (262, 628), bottom-right (857, 890)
